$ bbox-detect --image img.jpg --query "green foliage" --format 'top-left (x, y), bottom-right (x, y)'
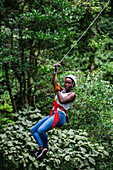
top-left (46, 129), bottom-right (109, 170)
top-left (65, 70), bottom-right (113, 140)
top-left (0, 105), bottom-right (43, 169)
top-left (0, 70), bottom-right (14, 129)
top-left (101, 62), bottom-right (113, 83)
top-left (0, 91), bottom-right (13, 111)
top-left (0, 107), bottom-right (109, 170)
top-left (0, 0), bottom-right (113, 169)
top-left (0, 0), bottom-right (112, 111)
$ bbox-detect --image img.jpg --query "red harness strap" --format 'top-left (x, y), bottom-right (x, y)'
top-left (49, 101), bottom-right (69, 129)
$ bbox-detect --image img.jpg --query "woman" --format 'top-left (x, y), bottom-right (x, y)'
top-left (31, 65), bottom-right (76, 160)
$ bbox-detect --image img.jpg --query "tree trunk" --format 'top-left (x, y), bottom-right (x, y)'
top-left (18, 23), bottom-right (27, 106)
top-left (32, 41), bottom-right (40, 108)
top-left (89, 53), bottom-right (94, 73)
top-left (4, 63), bottom-right (17, 113)
top-left (28, 72), bottom-right (32, 106)
top-left (11, 25), bottom-right (24, 109)
top-left (28, 41), bottom-right (34, 106)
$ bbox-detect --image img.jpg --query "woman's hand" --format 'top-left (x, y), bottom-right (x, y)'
top-left (54, 84), bottom-right (61, 92)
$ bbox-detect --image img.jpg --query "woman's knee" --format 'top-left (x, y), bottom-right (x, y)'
top-left (38, 127), bottom-right (44, 134)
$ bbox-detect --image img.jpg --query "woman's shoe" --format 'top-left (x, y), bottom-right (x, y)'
top-left (35, 148), bottom-right (48, 159)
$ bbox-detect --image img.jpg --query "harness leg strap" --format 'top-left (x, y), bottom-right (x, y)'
top-left (49, 101), bottom-right (69, 129)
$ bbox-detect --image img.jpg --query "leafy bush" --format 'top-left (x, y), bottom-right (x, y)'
top-left (0, 90), bottom-right (14, 130)
top-left (101, 62), bottom-right (113, 84)
top-left (0, 106), bottom-right (109, 170)
top-left (64, 70), bottom-right (113, 141)
top-left (45, 129), bottom-right (109, 170)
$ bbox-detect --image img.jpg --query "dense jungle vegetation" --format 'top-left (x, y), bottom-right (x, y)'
top-left (0, 0), bottom-right (113, 169)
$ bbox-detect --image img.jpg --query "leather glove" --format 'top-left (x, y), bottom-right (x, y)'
top-left (54, 84), bottom-right (61, 92)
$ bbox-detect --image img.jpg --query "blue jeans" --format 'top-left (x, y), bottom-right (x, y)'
top-left (31, 111), bottom-right (66, 148)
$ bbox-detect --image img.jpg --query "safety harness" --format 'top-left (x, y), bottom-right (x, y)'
top-left (49, 100), bottom-right (69, 129)
top-left (50, 63), bottom-right (70, 129)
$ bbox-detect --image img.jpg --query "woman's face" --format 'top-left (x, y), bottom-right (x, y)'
top-left (64, 78), bottom-right (73, 91)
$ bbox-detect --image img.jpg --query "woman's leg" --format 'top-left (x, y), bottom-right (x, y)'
top-left (31, 112), bottom-right (66, 148)
top-left (37, 115), bottom-right (55, 148)
top-left (31, 116), bottom-right (50, 147)
top-left (31, 115), bottom-right (56, 159)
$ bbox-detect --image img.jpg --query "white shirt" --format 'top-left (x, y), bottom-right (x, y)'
top-left (54, 91), bottom-right (74, 111)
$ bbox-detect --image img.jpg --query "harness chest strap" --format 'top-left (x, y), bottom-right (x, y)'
top-left (49, 101), bottom-right (69, 129)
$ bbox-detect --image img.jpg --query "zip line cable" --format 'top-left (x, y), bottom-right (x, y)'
top-left (59, 0), bottom-right (110, 64)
